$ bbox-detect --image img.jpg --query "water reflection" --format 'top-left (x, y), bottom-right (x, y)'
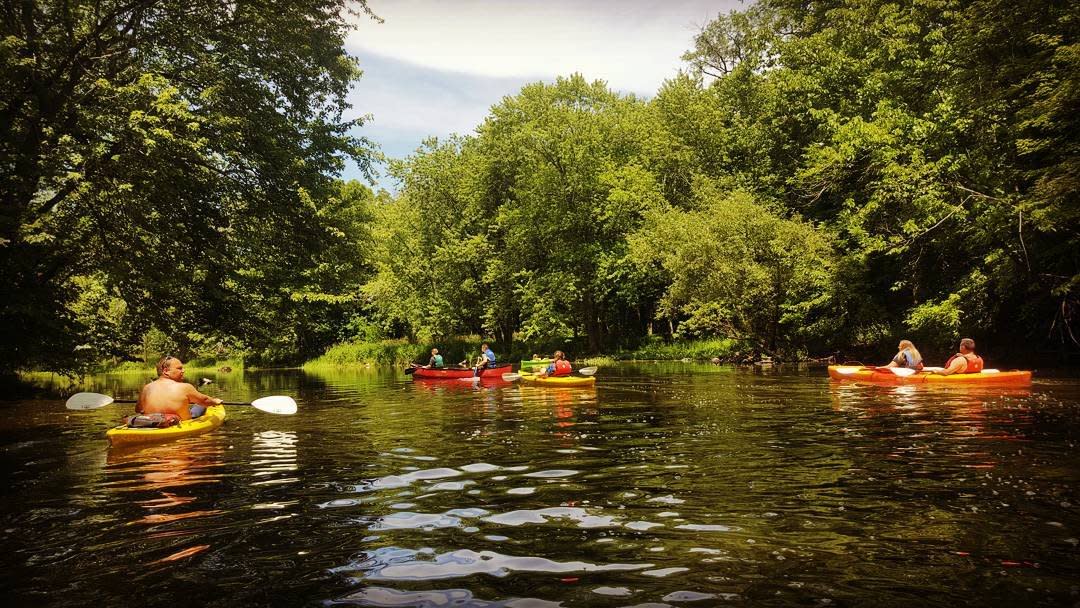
top-left (2, 363), bottom-right (1078, 606)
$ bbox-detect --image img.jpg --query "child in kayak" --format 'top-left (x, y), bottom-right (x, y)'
top-left (138, 356), bottom-right (222, 420)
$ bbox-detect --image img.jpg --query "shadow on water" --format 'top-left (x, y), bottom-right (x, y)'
top-left (0, 362), bottom-right (1078, 606)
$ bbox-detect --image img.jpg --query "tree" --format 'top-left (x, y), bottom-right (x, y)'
top-left (630, 185), bottom-right (837, 354)
top-left (0, 0), bottom-right (379, 372)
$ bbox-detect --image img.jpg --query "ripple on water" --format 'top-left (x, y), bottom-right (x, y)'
top-left (483, 507), bottom-right (620, 528)
top-left (336, 546), bottom-right (653, 581)
top-left (521, 469), bottom-right (579, 478)
top-left (327, 586), bottom-right (562, 607)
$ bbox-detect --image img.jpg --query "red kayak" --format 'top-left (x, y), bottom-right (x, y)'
top-left (412, 364), bottom-right (513, 380)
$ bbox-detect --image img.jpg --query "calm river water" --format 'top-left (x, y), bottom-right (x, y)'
top-left (2, 363), bottom-right (1079, 607)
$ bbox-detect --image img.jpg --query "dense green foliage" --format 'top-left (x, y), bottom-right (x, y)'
top-left (1, 0), bottom-right (378, 372)
top-left (3, 0), bottom-right (1077, 373)
top-left (361, 0), bottom-right (1078, 362)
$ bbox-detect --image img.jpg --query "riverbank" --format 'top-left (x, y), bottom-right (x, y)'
top-left (301, 336), bottom-right (768, 370)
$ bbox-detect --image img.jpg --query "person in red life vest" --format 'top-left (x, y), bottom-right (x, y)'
top-left (935, 338), bottom-right (985, 375)
top-left (539, 350), bottom-right (573, 378)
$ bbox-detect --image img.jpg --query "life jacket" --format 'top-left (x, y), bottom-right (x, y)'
top-left (945, 353), bottom-right (984, 374)
top-left (551, 359), bottom-right (573, 376)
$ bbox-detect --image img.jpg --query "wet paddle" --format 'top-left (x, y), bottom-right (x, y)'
top-left (65, 392), bottom-right (298, 415)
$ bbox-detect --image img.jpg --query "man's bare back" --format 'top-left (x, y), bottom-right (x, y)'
top-left (138, 357), bottom-right (221, 420)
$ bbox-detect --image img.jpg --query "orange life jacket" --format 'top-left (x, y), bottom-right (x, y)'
top-left (552, 359), bottom-right (573, 376)
top-left (945, 353), bottom-right (984, 374)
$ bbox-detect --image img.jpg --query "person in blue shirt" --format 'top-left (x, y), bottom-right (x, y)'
top-left (472, 342), bottom-right (496, 377)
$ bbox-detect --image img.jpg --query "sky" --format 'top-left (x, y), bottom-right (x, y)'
top-left (341, 0), bottom-right (746, 190)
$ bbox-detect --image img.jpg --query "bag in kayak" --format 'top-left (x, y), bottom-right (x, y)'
top-left (125, 413), bottom-right (181, 428)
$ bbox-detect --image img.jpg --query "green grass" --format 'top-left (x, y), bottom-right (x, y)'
top-left (614, 337), bottom-right (740, 361)
top-left (303, 335), bottom-right (745, 369)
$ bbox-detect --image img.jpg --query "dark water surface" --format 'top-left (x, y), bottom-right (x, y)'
top-left (2, 363), bottom-right (1079, 607)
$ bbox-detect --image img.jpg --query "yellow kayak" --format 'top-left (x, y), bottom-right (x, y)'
top-left (519, 372), bottom-right (596, 387)
top-left (106, 405), bottom-right (227, 447)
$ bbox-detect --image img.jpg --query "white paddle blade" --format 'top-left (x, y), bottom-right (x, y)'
top-left (834, 366), bottom-right (861, 375)
top-left (502, 373), bottom-right (522, 382)
top-left (981, 369), bottom-right (1000, 374)
top-left (250, 396), bottom-right (297, 415)
top-left (886, 367), bottom-right (918, 377)
top-left (66, 392), bottom-right (115, 410)
top-left (578, 366), bottom-right (598, 376)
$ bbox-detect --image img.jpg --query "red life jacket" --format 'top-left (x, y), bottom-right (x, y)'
top-left (552, 359), bottom-right (573, 376)
top-left (945, 353), bottom-right (984, 374)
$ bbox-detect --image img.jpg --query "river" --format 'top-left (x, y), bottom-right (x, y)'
top-left (2, 363), bottom-right (1078, 606)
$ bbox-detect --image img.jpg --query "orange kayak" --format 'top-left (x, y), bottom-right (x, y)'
top-left (828, 365), bottom-right (1032, 385)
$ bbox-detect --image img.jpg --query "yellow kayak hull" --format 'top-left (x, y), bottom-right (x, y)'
top-left (106, 405), bottom-right (227, 447)
top-left (520, 373), bottom-right (596, 387)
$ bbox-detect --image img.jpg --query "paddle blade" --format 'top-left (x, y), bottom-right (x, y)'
top-left (250, 396), bottom-right (297, 415)
top-left (886, 367), bottom-right (918, 377)
top-left (502, 373), bottom-right (522, 382)
top-left (833, 366), bottom-right (861, 375)
top-left (577, 366), bottom-right (598, 376)
top-left (404, 366), bottom-right (417, 375)
top-left (66, 392), bottom-right (116, 410)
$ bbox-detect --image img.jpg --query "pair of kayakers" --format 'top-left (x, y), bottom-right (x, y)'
top-left (885, 338), bottom-right (985, 375)
top-left (410, 343), bottom-right (498, 377)
top-left (137, 356), bottom-right (222, 421)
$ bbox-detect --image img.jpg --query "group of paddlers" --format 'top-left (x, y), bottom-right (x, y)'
top-left (414, 343), bottom-right (574, 378)
top-left (886, 338), bottom-right (984, 375)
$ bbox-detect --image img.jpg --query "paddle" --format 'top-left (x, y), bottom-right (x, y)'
top-left (65, 392), bottom-right (298, 415)
top-left (404, 364), bottom-right (418, 375)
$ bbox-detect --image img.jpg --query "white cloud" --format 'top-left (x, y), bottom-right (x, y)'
top-left (349, 0), bottom-right (741, 95)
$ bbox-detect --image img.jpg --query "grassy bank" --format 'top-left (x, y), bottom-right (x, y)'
top-left (302, 336), bottom-right (746, 369)
top-left (90, 357), bottom-right (246, 376)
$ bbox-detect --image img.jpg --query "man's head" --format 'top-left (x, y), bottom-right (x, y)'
top-left (959, 338), bottom-right (976, 353)
top-left (431, 348), bottom-right (439, 355)
top-left (481, 343), bottom-right (489, 351)
top-left (156, 356), bottom-right (184, 380)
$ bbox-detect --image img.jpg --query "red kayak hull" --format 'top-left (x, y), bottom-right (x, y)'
top-left (412, 364), bottom-right (513, 379)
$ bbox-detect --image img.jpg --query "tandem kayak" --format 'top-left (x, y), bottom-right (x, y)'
top-left (828, 365), bottom-right (1032, 385)
top-left (519, 358), bottom-right (553, 372)
top-left (106, 405), bottom-right (227, 447)
top-left (412, 365), bottom-right (513, 380)
top-left (519, 372), bottom-right (596, 387)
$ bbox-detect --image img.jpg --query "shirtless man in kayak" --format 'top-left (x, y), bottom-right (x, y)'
top-left (137, 356), bottom-right (222, 420)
